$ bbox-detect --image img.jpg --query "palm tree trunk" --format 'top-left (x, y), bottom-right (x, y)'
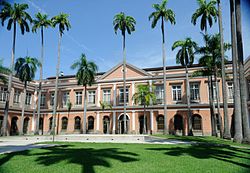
top-left (217, 0), bottom-right (231, 139)
top-left (230, 0), bottom-right (242, 143)
top-left (83, 85), bottom-right (87, 134)
top-left (214, 69), bottom-right (223, 137)
top-left (35, 26), bottom-right (44, 135)
top-left (161, 17), bottom-right (168, 135)
top-left (1, 21), bottom-right (16, 136)
top-left (143, 103), bottom-right (146, 134)
top-left (52, 32), bottom-right (62, 142)
top-left (235, 0), bottom-right (250, 143)
top-left (20, 84), bottom-right (27, 135)
top-left (208, 76), bottom-right (217, 136)
top-left (185, 66), bottom-right (193, 136)
top-left (123, 33), bottom-right (127, 134)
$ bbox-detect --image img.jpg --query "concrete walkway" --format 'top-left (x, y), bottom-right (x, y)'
top-left (0, 135), bottom-right (191, 154)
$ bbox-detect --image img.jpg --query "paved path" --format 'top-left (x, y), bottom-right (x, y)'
top-left (0, 135), bottom-right (191, 154)
top-left (0, 141), bottom-right (56, 154)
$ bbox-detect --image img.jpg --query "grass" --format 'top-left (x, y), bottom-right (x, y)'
top-left (0, 141), bottom-right (249, 173)
top-left (153, 134), bottom-right (250, 148)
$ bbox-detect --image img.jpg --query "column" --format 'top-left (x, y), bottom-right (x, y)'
top-left (112, 111), bottom-right (116, 134)
top-left (132, 111), bottom-right (135, 133)
top-left (96, 111), bottom-right (100, 132)
top-left (150, 110), bottom-right (154, 133)
top-left (113, 84), bottom-right (116, 106)
top-left (132, 82), bottom-right (135, 105)
top-left (97, 84), bottom-right (101, 107)
top-left (149, 80), bottom-right (153, 105)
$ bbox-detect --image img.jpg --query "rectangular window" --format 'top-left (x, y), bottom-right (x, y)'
top-left (88, 91), bottom-right (96, 104)
top-left (155, 85), bottom-right (164, 104)
top-left (0, 87), bottom-right (7, 102)
top-left (62, 92), bottom-right (70, 106)
top-left (41, 94), bottom-right (46, 107)
top-left (103, 89), bottom-right (111, 103)
top-left (227, 82), bottom-right (233, 99)
top-left (50, 93), bottom-right (54, 106)
top-left (14, 89), bottom-right (21, 104)
top-left (119, 88), bottom-right (129, 103)
top-left (75, 91), bottom-right (82, 105)
top-left (25, 93), bottom-right (32, 105)
top-left (172, 85), bottom-right (182, 101)
top-left (190, 83), bottom-right (200, 101)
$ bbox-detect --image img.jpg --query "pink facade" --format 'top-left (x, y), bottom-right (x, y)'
top-left (1, 61), bottom-right (249, 136)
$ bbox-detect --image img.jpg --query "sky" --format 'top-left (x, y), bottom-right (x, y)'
top-left (0, 0), bottom-right (250, 79)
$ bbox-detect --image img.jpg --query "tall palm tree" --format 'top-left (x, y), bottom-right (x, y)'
top-left (149, 0), bottom-right (175, 134)
top-left (14, 56), bottom-right (39, 135)
top-left (32, 12), bottom-right (52, 135)
top-left (235, 0), bottom-right (250, 143)
top-left (0, 59), bottom-right (11, 84)
top-left (172, 38), bottom-right (197, 136)
top-left (191, 0), bottom-right (218, 34)
top-left (0, 2), bottom-right (32, 136)
top-left (51, 13), bottom-right (71, 140)
top-left (197, 34), bottom-right (231, 136)
top-left (133, 84), bottom-right (156, 134)
top-left (230, 0), bottom-right (242, 143)
top-left (217, 0), bottom-right (231, 139)
top-left (71, 54), bottom-right (98, 134)
top-left (113, 12), bottom-right (136, 134)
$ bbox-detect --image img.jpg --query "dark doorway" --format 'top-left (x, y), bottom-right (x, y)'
top-left (118, 114), bottom-right (129, 134)
top-left (139, 116), bottom-right (147, 134)
top-left (10, 117), bottom-right (18, 135)
top-left (103, 116), bottom-right (110, 134)
top-left (174, 114), bottom-right (183, 131)
top-left (23, 117), bottom-right (30, 134)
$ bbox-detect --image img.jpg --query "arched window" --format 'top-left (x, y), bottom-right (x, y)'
top-left (23, 117), bottom-right (30, 134)
top-left (62, 117), bottom-right (68, 130)
top-left (49, 117), bottom-right (53, 130)
top-left (192, 114), bottom-right (202, 130)
top-left (157, 115), bottom-right (164, 130)
top-left (74, 116), bottom-right (81, 130)
top-left (88, 116), bottom-right (94, 130)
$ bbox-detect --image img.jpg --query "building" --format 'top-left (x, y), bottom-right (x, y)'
top-left (1, 61), bottom-right (249, 136)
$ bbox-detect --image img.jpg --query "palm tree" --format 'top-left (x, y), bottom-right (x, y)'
top-left (32, 12), bottom-right (52, 135)
top-left (71, 54), bottom-right (98, 134)
top-left (66, 100), bottom-right (72, 118)
top-left (0, 59), bottom-right (11, 84)
top-left (217, 0), bottom-right (231, 139)
top-left (113, 12), bottom-right (136, 134)
top-left (172, 38), bottom-right (197, 136)
top-left (191, 0), bottom-right (218, 34)
top-left (51, 13), bottom-right (70, 140)
top-left (230, 0), bottom-right (242, 143)
top-left (0, 2), bottom-right (32, 136)
top-left (192, 67), bottom-right (217, 136)
top-left (132, 84), bottom-right (156, 134)
top-left (14, 56), bottom-right (39, 135)
top-left (235, 0), bottom-right (250, 143)
top-left (196, 34), bottom-right (231, 137)
top-left (149, 0), bottom-right (175, 134)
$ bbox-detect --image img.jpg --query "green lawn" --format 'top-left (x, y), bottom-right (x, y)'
top-left (153, 134), bottom-right (250, 147)
top-left (0, 141), bottom-right (249, 173)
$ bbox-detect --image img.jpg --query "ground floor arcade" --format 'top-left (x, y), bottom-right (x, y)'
top-left (0, 107), bottom-right (234, 136)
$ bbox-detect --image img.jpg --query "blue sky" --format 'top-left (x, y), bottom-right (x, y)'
top-left (0, 0), bottom-right (250, 79)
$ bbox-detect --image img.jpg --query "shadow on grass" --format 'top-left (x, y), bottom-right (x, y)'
top-left (0, 144), bottom-right (139, 173)
top-left (146, 144), bottom-right (250, 170)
